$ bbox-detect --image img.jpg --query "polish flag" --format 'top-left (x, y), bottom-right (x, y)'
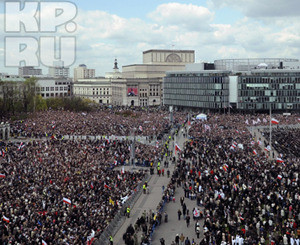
top-left (0, 173), bottom-right (5, 178)
top-left (3, 215), bottom-right (9, 223)
top-left (138, 126), bottom-right (143, 132)
top-left (87, 230), bottom-right (95, 245)
top-left (121, 166), bottom-right (125, 174)
top-left (277, 175), bottom-right (282, 180)
top-left (18, 142), bottom-right (24, 150)
top-left (63, 197), bottom-right (71, 205)
top-left (276, 158), bottom-right (284, 163)
top-left (265, 145), bottom-right (271, 152)
top-left (233, 184), bottom-right (237, 191)
top-left (257, 140), bottom-right (262, 145)
top-left (271, 118), bottom-right (279, 124)
top-left (175, 144), bottom-right (181, 153)
top-left (239, 215), bottom-right (244, 221)
top-left (235, 130), bottom-right (239, 134)
top-left (188, 120), bottom-right (191, 126)
top-left (42, 240), bottom-right (47, 245)
top-left (114, 160), bottom-right (118, 165)
top-left (104, 183), bottom-right (111, 190)
top-left (214, 176), bottom-right (219, 181)
top-left (253, 150), bottom-right (257, 155)
top-left (250, 141), bottom-right (255, 145)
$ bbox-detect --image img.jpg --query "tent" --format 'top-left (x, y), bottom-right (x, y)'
top-left (196, 113), bottom-right (207, 121)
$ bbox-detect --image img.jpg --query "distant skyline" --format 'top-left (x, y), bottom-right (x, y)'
top-left (0, 0), bottom-right (299, 76)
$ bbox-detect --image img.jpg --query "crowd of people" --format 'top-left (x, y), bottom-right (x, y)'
top-left (0, 136), bottom-right (165, 244)
top-left (169, 113), bottom-right (300, 244)
top-left (8, 108), bottom-right (186, 139)
top-left (1, 108), bottom-right (300, 245)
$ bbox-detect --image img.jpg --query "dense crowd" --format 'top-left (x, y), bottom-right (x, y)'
top-left (0, 137), bottom-right (164, 244)
top-left (172, 114), bottom-right (300, 244)
top-left (9, 109), bottom-right (186, 138)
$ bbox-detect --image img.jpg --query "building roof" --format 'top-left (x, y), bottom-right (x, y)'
top-left (143, 49), bottom-right (195, 54)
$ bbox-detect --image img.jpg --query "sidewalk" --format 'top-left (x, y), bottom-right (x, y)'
top-left (113, 128), bottom-right (186, 244)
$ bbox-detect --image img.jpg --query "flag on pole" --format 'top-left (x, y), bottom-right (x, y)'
top-left (0, 173), bottom-right (5, 178)
top-left (18, 142), bottom-right (24, 150)
top-left (138, 126), bottom-right (143, 132)
top-left (121, 166), bottom-right (125, 174)
top-left (42, 240), bottom-right (47, 245)
top-left (104, 183), bottom-right (111, 190)
top-left (3, 215), bottom-right (9, 223)
top-left (265, 145), bottom-right (271, 152)
top-left (175, 144), bottom-right (181, 153)
top-left (87, 230), bottom-right (95, 245)
top-left (276, 158), bottom-right (284, 163)
top-left (63, 197), bottom-right (71, 205)
top-left (271, 118), bottom-right (279, 124)
top-left (277, 174), bottom-right (282, 180)
top-left (214, 175), bottom-right (219, 181)
top-left (239, 215), bottom-right (244, 221)
top-left (253, 150), bottom-right (257, 155)
top-left (257, 140), bottom-right (262, 145)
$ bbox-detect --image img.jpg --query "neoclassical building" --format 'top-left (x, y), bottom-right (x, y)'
top-left (111, 49), bottom-right (195, 106)
top-left (72, 49), bottom-right (195, 106)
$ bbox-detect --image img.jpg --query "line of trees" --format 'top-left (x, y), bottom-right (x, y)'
top-left (0, 78), bottom-right (93, 118)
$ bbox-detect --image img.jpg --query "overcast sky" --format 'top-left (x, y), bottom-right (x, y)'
top-left (0, 0), bottom-right (299, 76)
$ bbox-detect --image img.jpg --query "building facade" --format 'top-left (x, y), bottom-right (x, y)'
top-left (73, 64), bottom-right (95, 82)
top-left (237, 70), bottom-right (300, 111)
top-left (163, 68), bottom-right (300, 112)
top-left (163, 71), bottom-right (230, 110)
top-left (36, 78), bottom-right (72, 98)
top-left (18, 66), bottom-right (42, 76)
top-left (73, 78), bottom-right (112, 104)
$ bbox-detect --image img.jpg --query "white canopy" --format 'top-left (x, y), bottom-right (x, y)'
top-left (196, 113), bottom-right (207, 121)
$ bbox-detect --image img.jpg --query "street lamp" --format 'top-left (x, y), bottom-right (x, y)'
top-left (130, 128), bottom-right (136, 170)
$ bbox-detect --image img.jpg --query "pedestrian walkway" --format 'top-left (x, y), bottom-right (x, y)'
top-left (113, 127), bottom-right (186, 244)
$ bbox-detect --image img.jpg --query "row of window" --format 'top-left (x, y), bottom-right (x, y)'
top-left (239, 103), bottom-right (300, 110)
top-left (164, 99), bottom-right (222, 108)
top-left (165, 89), bottom-right (228, 96)
top-left (239, 90), bottom-right (300, 97)
top-left (164, 94), bottom-right (228, 102)
top-left (40, 87), bottom-right (68, 92)
top-left (240, 77), bottom-right (300, 83)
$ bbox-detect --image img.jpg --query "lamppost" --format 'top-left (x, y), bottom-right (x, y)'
top-left (130, 128), bottom-right (136, 171)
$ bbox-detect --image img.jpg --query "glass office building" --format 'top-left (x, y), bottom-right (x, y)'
top-left (163, 71), bottom-right (230, 109)
top-left (238, 70), bottom-right (300, 111)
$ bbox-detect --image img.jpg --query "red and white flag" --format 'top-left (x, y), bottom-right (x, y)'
top-left (138, 126), bottom-right (143, 132)
top-left (18, 142), bottom-right (24, 150)
top-left (277, 175), bottom-right (282, 180)
top-left (239, 215), bottom-right (244, 221)
top-left (121, 166), bottom-right (125, 174)
top-left (271, 118), bottom-right (279, 124)
top-left (104, 183), bottom-right (111, 190)
top-left (265, 145), bottom-right (271, 152)
top-left (63, 197), bottom-right (71, 205)
top-left (214, 176), bottom-right (219, 181)
top-left (0, 173), bottom-right (5, 178)
top-left (276, 158), bottom-right (284, 163)
top-left (175, 144), bottom-right (181, 153)
top-left (222, 164), bottom-right (228, 172)
top-left (42, 240), bottom-right (47, 245)
top-left (250, 141), bottom-right (255, 145)
top-left (114, 160), bottom-right (117, 166)
top-left (257, 140), bottom-right (262, 145)
top-left (253, 150), bottom-right (257, 155)
top-left (87, 230), bottom-right (95, 245)
top-left (3, 215), bottom-right (9, 223)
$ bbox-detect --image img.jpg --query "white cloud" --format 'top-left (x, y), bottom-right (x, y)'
top-left (148, 3), bottom-right (214, 31)
top-left (208, 0), bottom-right (300, 18)
top-left (0, 2), bottom-right (300, 76)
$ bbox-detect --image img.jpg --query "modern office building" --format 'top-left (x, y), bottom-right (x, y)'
top-left (237, 69), bottom-right (300, 111)
top-left (73, 64), bottom-right (95, 82)
top-left (163, 70), bottom-right (230, 110)
top-left (18, 66), bottom-right (42, 76)
top-left (163, 68), bottom-right (300, 112)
